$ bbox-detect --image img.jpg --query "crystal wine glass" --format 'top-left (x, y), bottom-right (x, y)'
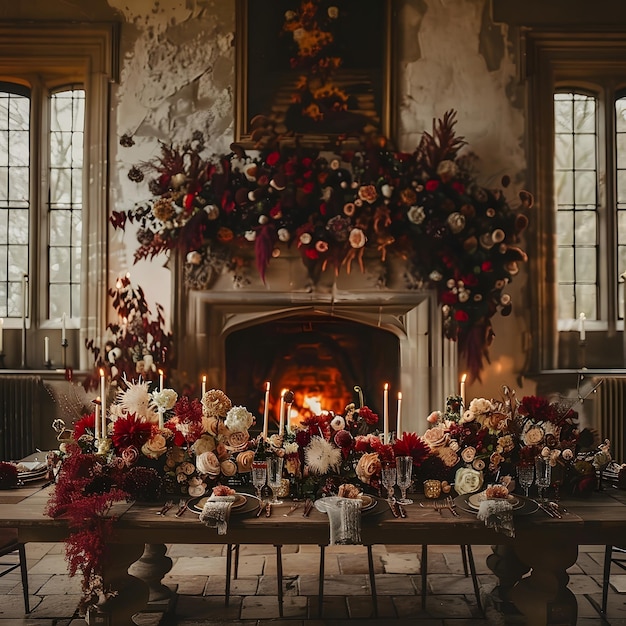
top-left (251, 463), bottom-right (267, 500)
top-left (381, 463), bottom-right (397, 500)
top-left (395, 456), bottom-right (414, 505)
top-left (267, 456), bottom-right (284, 505)
top-left (535, 456), bottom-right (552, 502)
top-left (518, 464), bottom-right (535, 498)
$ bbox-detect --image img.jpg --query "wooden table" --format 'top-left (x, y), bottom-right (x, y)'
top-left (2, 484), bottom-right (625, 625)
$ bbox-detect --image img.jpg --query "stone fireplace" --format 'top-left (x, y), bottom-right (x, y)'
top-left (178, 252), bottom-right (457, 434)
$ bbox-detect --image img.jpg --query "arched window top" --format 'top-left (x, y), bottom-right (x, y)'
top-left (0, 81), bottom-right (30, 98)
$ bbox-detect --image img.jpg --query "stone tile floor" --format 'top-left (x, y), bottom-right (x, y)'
top-left (0, 542), bottom-right (625, 625)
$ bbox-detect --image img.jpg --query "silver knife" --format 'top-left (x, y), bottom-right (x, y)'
top-left (387, 499), bottom-right (400, 518)
top-left (283, 502), bottom-right (300, 516)
top-left (546, 502), bottom-right (563, 519)
top-left (536, 501), bottom-right (556, 518)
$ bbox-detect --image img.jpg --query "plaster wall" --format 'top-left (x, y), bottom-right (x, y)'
top-left (0, 0), bottom-right (533, 404)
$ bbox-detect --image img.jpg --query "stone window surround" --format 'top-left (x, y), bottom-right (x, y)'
top-left (0, 21), bottom-right (118, 370)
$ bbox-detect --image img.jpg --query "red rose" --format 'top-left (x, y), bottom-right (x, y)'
top-left (452, 181), bottom-right (465, 193)
top-left (302, 157), bottom-right (313, 168)
top-left (454, 310), bottom-right (469, 322)
top-left (305, 248), bottom-right (319, 260)
top-left (266, 151), bottom-right (280, 166)
top-left (184, 193), bottom-right (195, 211)
top-left (462, 273), bottom-right (479, 286)
top-left (441, 291), bottom-right (458, 305)
top-left (481, 261), bottom-right (493, 272)
top-left (320, 202), bottom-right (327, 216)
top-left (270, 204), bottom-right (283, 219)
top-left (425, 180), bottom-right (440, 192)
top-left (302, 182), bottom-right (315, 194)
top-left (284, 161), bottom-right (296, 176)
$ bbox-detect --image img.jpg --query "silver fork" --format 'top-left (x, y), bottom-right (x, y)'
top-left (445, 496), bottom-right (460, 517)
top-left (174, 498), bottom-right (188, 517)
top-left (433, 500), bottom-right (443, 515)
top-left (157, 500), bottom-right (174, 515)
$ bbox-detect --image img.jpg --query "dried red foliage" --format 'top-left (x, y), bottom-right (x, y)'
top-left (45, 446), bottom-right (129, 611)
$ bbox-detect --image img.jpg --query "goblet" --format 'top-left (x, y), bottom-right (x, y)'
top-left (535, 456), bottom-right (552, 502)
top-left (518, 464), bottom-right (535, 497)
top-left (251, 463), bottom-right (267, 500)
top-left (267, 456), bottom-right (284, 505)
top-left (381, 463), bottom-right (397, 500)
top-left (395, 456), bottom-right (414, 505)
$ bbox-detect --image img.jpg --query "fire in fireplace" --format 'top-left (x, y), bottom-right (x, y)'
top-left (224, 315), bottom-right (399, 432)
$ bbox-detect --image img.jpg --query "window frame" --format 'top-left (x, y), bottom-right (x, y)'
top-left (0, 22), bottom-right (118, 370)
top-left (524, 30), bottom-right (626, 371)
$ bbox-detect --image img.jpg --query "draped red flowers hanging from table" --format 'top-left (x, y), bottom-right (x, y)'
top-left (113, 111), bottom-right (530, 381)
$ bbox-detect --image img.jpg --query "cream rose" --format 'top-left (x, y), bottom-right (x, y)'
top-left (355, 452), bottom-right (381, 485)
top-left (180, 461), bottom-right (195, 475)
top-left (454, 467), bottom-right (484, 495)
top-left (203, 417), bottom-right (220, 436)
top-left (196, 451), bottom-right (221, 476)
top-left (468, 397), bottom-right (494, 415)
top-left (225, 430), bottom-right (250, 452)
top-left (407, 205), bottom-right (426, 225)
top-left (523, 426), bottom-right (544, 446)
top-left (236, 450), bottom-right (255, 473)
top-left (188, 483), bottom-right (206, 497)
top-left (141, 433), bottom-right (168, 459)
top-left (220, 459), bottom-right (237, 477)
top-left (192, 434), bottom-right (216, 455)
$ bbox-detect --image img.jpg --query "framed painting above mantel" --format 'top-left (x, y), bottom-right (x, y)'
top-left (235, 0), bottom-right (394, 148)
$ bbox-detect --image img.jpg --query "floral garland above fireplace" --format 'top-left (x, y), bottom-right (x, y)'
top-left (113, 111), bottom-right (529, 380)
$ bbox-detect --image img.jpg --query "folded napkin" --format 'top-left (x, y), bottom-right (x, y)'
top-left (477, 498), bottom-right (514, 537)
top-left (199, 494), bottom-right (237, 535)
top-left (315, 496), bottom-right (362, 545)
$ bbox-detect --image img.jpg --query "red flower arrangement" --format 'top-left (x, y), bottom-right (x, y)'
top-left (84, 274), bottom-right (173, 391)
top-left (114, 111), bottom-right (529, 381)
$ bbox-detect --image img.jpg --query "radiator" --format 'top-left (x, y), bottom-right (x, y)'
top-left (595, 377), bottom-right (626, 463)
top-left (0, 376), bottom-right (41, 461)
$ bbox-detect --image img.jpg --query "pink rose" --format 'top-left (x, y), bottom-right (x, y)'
top-left (196, 451), bottom-right (220, 476)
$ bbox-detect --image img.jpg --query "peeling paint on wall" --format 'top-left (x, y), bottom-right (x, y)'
top-left (397, 0), bottom-right (525, 186)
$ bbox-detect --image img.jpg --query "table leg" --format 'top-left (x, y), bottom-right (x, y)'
top-left (89, 542), bottom-right (149, 626)
top-left (486, 544), bottom-right (530, 604)
top-left (128, 543), bottom-right (174, 603)
top-left (511, 539), bottom-right (578, 625)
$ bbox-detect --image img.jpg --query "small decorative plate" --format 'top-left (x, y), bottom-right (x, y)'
top-left (359, 495), bottom-right (375, 511)
top-left (187, 493), bottom-right (260, 516)
top-left (454, 493), bottom-right (538, 516)
top-left (467, 491), bottom-right (522, 510)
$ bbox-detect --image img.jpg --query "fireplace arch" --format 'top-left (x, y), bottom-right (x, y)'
top-left (181, 283), bottom-right (457, 434)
